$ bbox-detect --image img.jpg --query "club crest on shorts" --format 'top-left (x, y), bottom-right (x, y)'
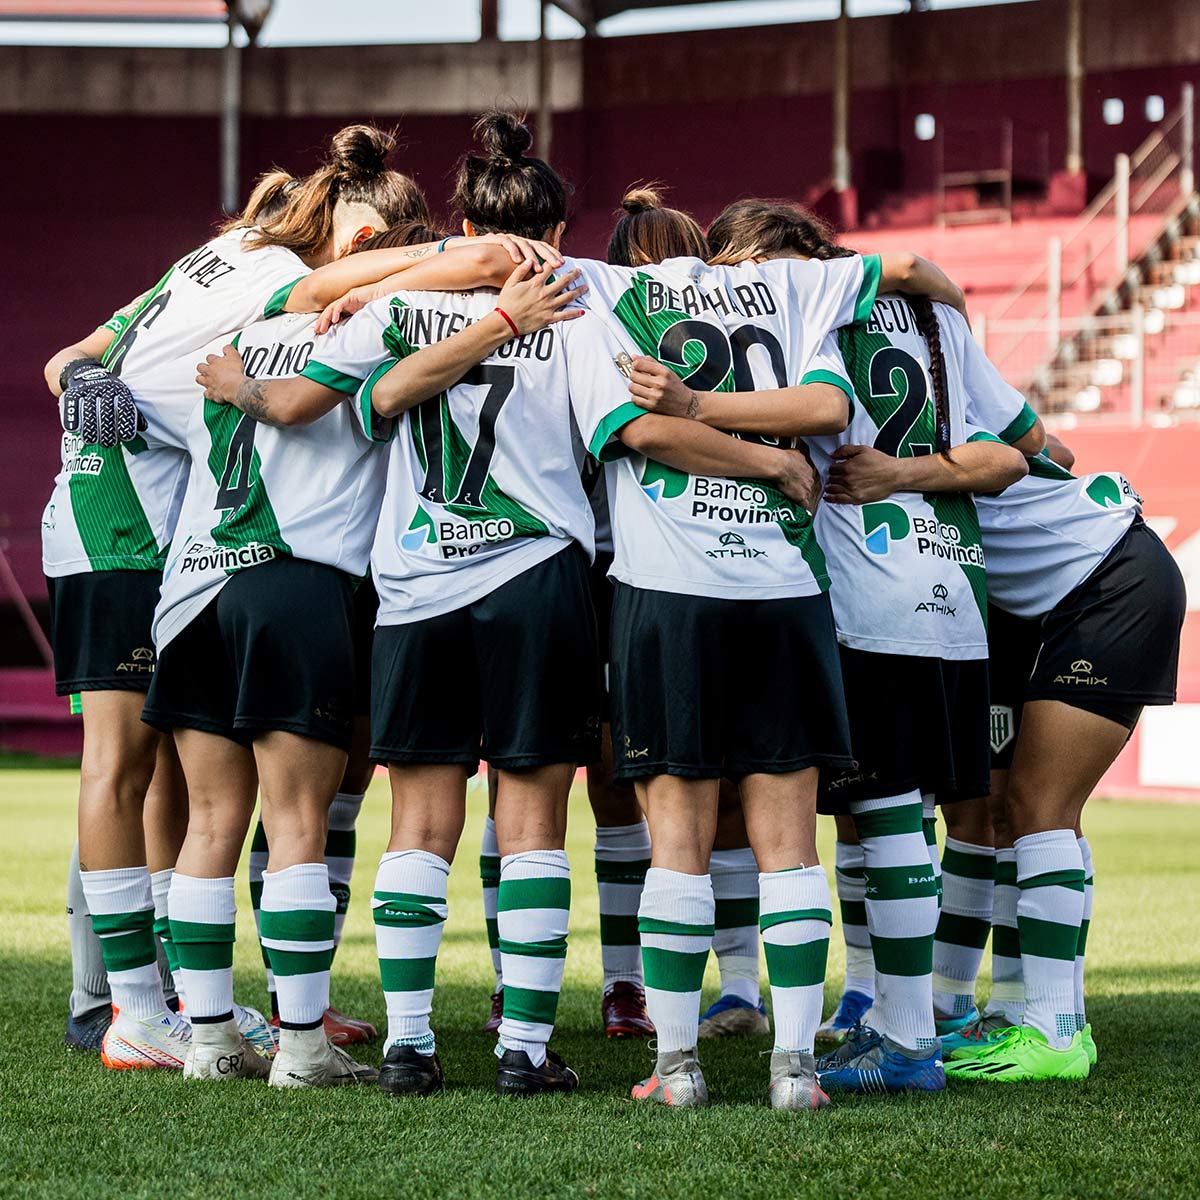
top-left (989, 705), bottom-right (1014, 753)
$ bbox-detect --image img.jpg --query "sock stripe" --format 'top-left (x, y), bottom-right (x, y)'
top-left (942, 847), bottom-right (997, 880)
top-left (992, 924), bottom-right (1021, 958)
top-left (639, 916), bottom-right (716, 938)
top-left (497, 936), bottom-right (569, 959)
top-left (265, 947), bottom-right (335, 976)
top-left (1017, 915), bottom-right (1081, 961)
top-left (642, 946), bottom-right (710, 992)
top-left (594, 859), bottom-right (651, 884)
top-left (839, 898), bottom-right (867, 925)
top-left (260, 909), bottom-right (336, 943)
top-left (935, 910), bottom-right (992, 950)
top-left (480, 855), bottom-right (501, 887)
top-left (1077, 918), bottom-right (1090, 954)
top-left (759, 906), bottom-right (832, 932)
top-left (598, 913), bottom-right (640, 945)
top-left (175, 940), bottom-right (235, 971)
top-left (864, 863), bottom-right (938, 900)
top-left (763, 938), bottom-right (828, 989)
top-left (1018, 869), bottom-right (1085, 893)
top-left (496, 876), bottom-right (570, 912)
top-left (854, 805), bottom-right (922, 839)
top-left (502, 984), bottom-right (561, 1026)
top-left (871, 933), bottom-right (935, 976)
top-left (90, 909), bottom-right (154, 936)
top-left (379, 956), bottom-right (437, 993)
top-left (714, 897), bottom-right (759, 929)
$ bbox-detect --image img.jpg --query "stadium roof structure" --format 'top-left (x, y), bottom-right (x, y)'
top-left (0, 1), bottom-right (225, 16)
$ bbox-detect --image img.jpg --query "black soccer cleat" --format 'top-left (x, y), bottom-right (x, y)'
top-left (495, 1047), bottom-right (579, 1097)
top-left (64, 1004), bottom-right (113, 1052)
top-left (379, 1043), bottom-right (445, 1096)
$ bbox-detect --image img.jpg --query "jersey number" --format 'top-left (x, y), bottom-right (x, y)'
top-left (417, 364), bottom-right (516, 508)
top-left (869, 347), bottom-right (933, 458)
top-left (105, 289), bottom-right (172, 378)
top-left (215, 413), bottom-right (257, 510)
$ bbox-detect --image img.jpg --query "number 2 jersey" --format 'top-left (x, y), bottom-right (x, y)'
top-left (573, 254), bottom-right (883, 600)
top-left (297, 266), bottom-right (633, 626)
top-left (41, 228), bottom-right (306, 579)
top-left (152, 311), bottom-right (391, 650)
top-left (807, 297), bottom-right (1038, 659)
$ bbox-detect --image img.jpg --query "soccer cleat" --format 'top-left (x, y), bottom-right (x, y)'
top-left (815, 989), bottom-right (873, 1045)
top-left (496, 1047), bottom-right (579, 1097)
top-left (379, 1043), bottom-right (445, 1097)
top-left (818, 1032), bottom-right (945, 1094)
top-left (816, 1021), bottom-right (877, 1071)
top-left (941, 1011), bottom-right (1015, 1060)
top-left (64, 1004), bottom-right (112, 1052)
top-left (631, 1048), bottom-right (709, 1108)
top-left (768, 1051), bottom-right (831, 1111)
top-left (697, 994), bottom-right (770, 1038)
top-left (1081, 1023), bottom-right (1097, 1068)
top-left (100, 1008), bottom-right (190, 1070)
top-left (184, 1018), bottom-right (270, 1081)
top-left (268, 1028), bottom-right (378, 1089)
top-left (483, 988), bottom-right (504, 1034)
top-left (324, 1006), bottom-right (377, 1045)
top-left (944, 1026), bottom-right (1090, 1083)
top-left (602, 981), bottom-right (655, 1038)
top-left (234, 1003), bottom-right (279, 1059)
top-left (935, 1006), bottom-right (979, 1037)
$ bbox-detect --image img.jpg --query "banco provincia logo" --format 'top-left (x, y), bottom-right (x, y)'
top-left (914, 582), bottom-right (956, 617)
top-left (1054, 658), bottom-right (1109, 687)
top-left (706, 530), bottom-right (767, 561)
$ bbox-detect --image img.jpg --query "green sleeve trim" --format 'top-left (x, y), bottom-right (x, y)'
top-left (966, 430), bottom-right (1003, 444)
top-left (101, 316), bottom-right (127, 336)
top-left (853, 254), bottom-right (882, 324)
top-left (587, 400), bottom-right (644, 462)
top-left (801, 368), bottom-right (855, 415)
top-left (301, 360), bottom-right (364, 395)
top-left (998, 402), bottom-right (1038, 445)
top-left (358, 361), bottom-right (398, 444)
top-left (263, 277), bottom-right (303, 319)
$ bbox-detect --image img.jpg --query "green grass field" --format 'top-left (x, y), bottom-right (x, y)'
top-left (2, 769), bottom-right (1198, 1199)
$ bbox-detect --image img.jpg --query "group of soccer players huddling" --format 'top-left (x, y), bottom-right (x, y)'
top-left (44, 112), bottom-right (1184, 1106)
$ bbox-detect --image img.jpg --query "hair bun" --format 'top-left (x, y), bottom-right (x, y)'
top-left (328, 124), bottom-right (396, 179)
top-left (622, 185), bottom-right (663, 215)
top-left (475, 111), bottom-right (534, 163)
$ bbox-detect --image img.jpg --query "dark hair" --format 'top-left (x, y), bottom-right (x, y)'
top-left (355, 219), bottom-right (449, 253)
top-left (452, 111), bottom-right (569, 241)
top-left (607, 185), bottom-right (709, 267)
top-left (229, 125), bottom-right (430, 257)
top-left (908, 297), bottom-right (952, 454)
top-left (240, 169), bottom-right (301, 225)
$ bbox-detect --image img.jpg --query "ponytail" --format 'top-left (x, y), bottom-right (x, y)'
top-left (707, 199), bottom-right (854, 265)
top-left (607, 183), bottom-right (709, 266)
top-left (234, 169), bottom-right (301, 227)
top-left (909, 296), bottom-right (953, 456)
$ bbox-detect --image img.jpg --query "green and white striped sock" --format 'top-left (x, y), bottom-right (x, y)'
top-left (760, 866), bottom-right (831, 1054)
top-left (81, 866), bottom-right (166, 1019)
top-left (497, 850), bottom-right (570, 1066)
top-left (639, 867), bottom-right (714, 1053)
top-left (834, 840), bottom-right (874, 999)
top-left (326, 792), bottom-right (363, 950)
top-left (260, 863), bottom-right (336, 1029)
top-left (710, 848), bottom-right (761, 1006)
top-left (1076, 835), bottom-right (1093, 1030)
top-left (480, 817), bottom-right (502, 988)
top-left (372, 849), bottom-right (448, 1052)
top-left (247, 819), bottom-right (276, 1009)
top-left (933, 838), bottom-right (996, 1018)
top-left (67, 843), bottom-right (110, 1017)
top-left (922, 795), bottom-right (942, 907)
top-left (985, 847), bottom-right (1024, 1023)
top-left (595, 821), bottom-right (650, 990)
top-left (169, 873), bottom-right (236, 1021)
top-left (150, 867), bottom-right (181, 1007)
top-left (852, 790), bottom-right (939, 1050)
top-left (1016, 830), bottom-right (1085, 1048)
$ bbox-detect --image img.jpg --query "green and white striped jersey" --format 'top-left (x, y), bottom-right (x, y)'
top-left (808, 299), bottom-right (1037, 659)
top-left (298, 267), bottom-right (631, 625)
top-left (41, 229), bottom-right (306, 578)
top-left (573, 254), bottom-right (881, 601)
top-left (971, 428), bottom-right (1141, 620)
top-left (153, 311), bottom-right (391, 649)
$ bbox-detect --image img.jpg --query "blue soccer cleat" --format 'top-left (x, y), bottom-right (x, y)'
top-left (935, 1006), bottom-right (980, 1037)
top-left (697, 994), bottom-right (770, 1038)
top-left (816, 990), bottom-right (873, 1045)
top-left (818, 1028), bottom-right (945, 1094)
top-left (64, 1004), bottom-right (112, 1052)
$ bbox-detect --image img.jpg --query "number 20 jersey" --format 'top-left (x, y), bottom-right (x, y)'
top-left (808, 297), bottom-right (1038, 660)
top-left (152, 311), bottom-right (391, 650)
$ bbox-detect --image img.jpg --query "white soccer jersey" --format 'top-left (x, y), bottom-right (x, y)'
top-left (808, 299), bottom-right (1036, 659)
top-left (42, 228), bottom-right (307, 578)
top-left (971, 430), bottom-right (1141, 620)
top-left (571, 254), bottom-right (882, 600)
top-left (153, 312), bottom-right (391, 649)
top-left (298, 267), bottom-right (631, 625)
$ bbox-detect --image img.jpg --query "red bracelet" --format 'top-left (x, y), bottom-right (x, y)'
top-left (494, 307), bottom-right (520, 338)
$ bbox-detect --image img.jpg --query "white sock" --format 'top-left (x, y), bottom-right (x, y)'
top-left (933, 838), bottom-right (996, 1018)
top-left (639, 867), bottom-right (714, 1053)
top-left (247, 819), bottom-right (275, 1004)
top-left (594, 821), bottom-right (650, 990)
top-left (480, 817), bottom-right (501, 988)
top-left (150, 867), bottom-right (181, 1009)
top-left (67, 841), bottom-right (109, 1016)
top-left (922, 794), bottom-right (942, 907)
top-left (81, 866), bottom-right (166, 1020)
top-left (834, 840), bottom-right (874, 999)
top-left (260, 863), bottom-right (336, 1029)
top-left (168, 874), bottom-right (236, 1021)
top-left (1016, 830), bottom-right (1085, 1048)
top-left (372, 849), bottom-right (449, 1052)
top-left (1076, 835), bottom-right (1093, 1030)
top-left (760, 866), bottom-right (831, 1054)
top-left (326, 792), bottom-right (364, 949)
top-left (985, 847), bottom-right (1025, 1023)
top-left (709, 847), bottom-right (760, 1006)
top-left (497, 850), bottom-right (570, 1067)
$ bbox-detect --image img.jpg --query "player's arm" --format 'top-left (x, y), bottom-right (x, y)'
top-left (196, 346), bottom-right (343, 427)
top-left (1044, 432), bottom-right (1075, 470)
top-left (44, 328), bottom-right (115, 397)
top-left (878, 253), bottom-right (967, 320)
top-left (45, 325), bottom-right (147, 448)
top-left (822, 439), bottom-right (1027, 505)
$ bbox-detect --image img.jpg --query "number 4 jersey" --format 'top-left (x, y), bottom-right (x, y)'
top-left (807, 297), bottom-right (1039, 659)
top-left (152, 311), bottom-right (391, 650)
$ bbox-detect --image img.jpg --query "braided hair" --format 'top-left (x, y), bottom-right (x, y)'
top-left (908, 296), bottom-right (953, 456)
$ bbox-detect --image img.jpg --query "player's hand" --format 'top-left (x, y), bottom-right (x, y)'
top-left (496, 261), bottom-right (587, 335)
top-left (772, 445), bottom-right (823, 514)
top-left (59, 360), bottom-right (145, 448)
top-left (476, 232), bottom-right (564, 270)
top-left (196, 344), bottom-right (248, 404)
top-left (823, 444), bottom-right (904, 504)
top-left (627, 357), bottom-right (697, 418)
top-left (316, 285), bottom-right (379, 334)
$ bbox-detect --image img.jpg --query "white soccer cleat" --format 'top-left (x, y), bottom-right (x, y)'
top-left (233, 1002), bottom-right (279, 1059)
top-left (100, 1008), bottom-right (191, 1071)
top-left (268, 1027), bottom-right (378, 1089)
top-left (183, 1017), bottom-right (270, 1081)
top-left (769, 1050), bottom-right (831, 1111)
top-left (630, 1048), bottom-right (709, 1108)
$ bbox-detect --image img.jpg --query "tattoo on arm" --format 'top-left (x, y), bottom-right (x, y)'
top-left (234, 378), bottom-right (282, 426)
top-left (685, 390), bottom-right (700, 420)
top-left (403, 247), bottom-right (430, 260)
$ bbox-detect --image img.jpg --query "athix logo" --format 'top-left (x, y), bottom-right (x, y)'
top-left (914, 583), bottom-right (956, 617)
top-left (623, 734), bottom-right (649, 761)
top-left (116, 646), bottom-right (155, 675)
top-left (706, 530), bottom-right (767, 560)
top-left (990, 705), bottom-right (1014, 753)
top-left (1053, 659), bottom-right (1109, 687)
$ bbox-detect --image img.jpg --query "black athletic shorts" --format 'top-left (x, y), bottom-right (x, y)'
top-left (370, 543), bottom-right (602, 774)
top-left (45, 569), bottom-right (160, 695)
top-left (143, 557), bottom-right (356, 750)
top-left (609, 584), bottom-right (853, 782)
top-left (352, 576), bottom-right (379, 718)
top-left (590, 550), bottom-right (616, 722)
top-left (986, 604), bottom-right (1042, 769)
top-left (819, 647), bottom-right (991, 812)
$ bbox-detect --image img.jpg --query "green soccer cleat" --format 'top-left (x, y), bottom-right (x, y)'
top-left (942, 1011), bottom-right (1016, 1060)
top-left (945, 1026), bottom-right (1090, 1083)
top-left (1081, 1023), bottom-right (1098, 1068)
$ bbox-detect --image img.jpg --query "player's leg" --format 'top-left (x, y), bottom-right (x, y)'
top-left (64, 840), bottom-right (111, 1050)
top-left (144, 735), bottom-right (187, 1014)
top-left (479, 774), bottom-right (503, 1031)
